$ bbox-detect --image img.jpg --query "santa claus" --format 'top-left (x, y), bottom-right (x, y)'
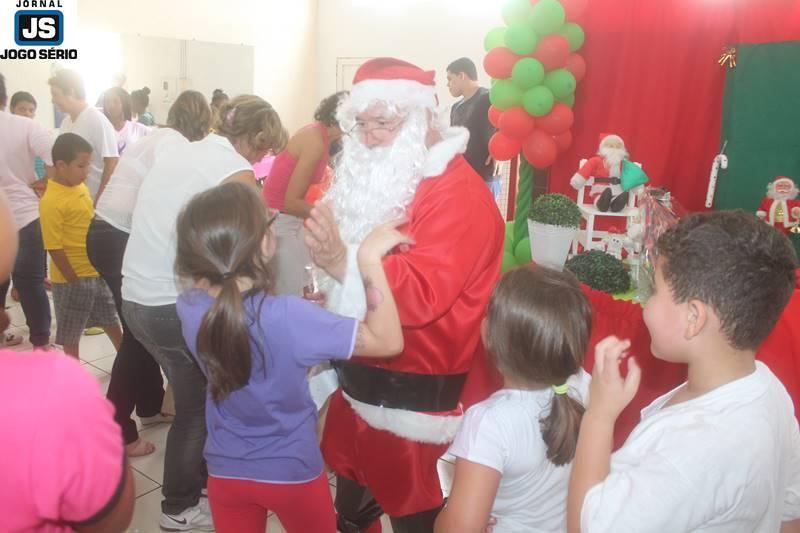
top-left (570, 134), bottom-right (631, 212)
top-left (756, 176), bottom-right (800, 234)
top-left (304, 58), bottom-right (504, 532)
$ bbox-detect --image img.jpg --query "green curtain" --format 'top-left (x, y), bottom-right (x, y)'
top-left (717, 41), bottom-right (800, 254)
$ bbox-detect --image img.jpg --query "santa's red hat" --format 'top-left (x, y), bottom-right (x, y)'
top-left (773, 176), bottom-right (793, 185)
top-left (350, 57), bottom-right (438, 110)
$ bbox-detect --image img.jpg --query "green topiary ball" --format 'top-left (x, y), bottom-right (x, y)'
top-left (565, 250), bottom-right (631, 294)
top-left (528, 193), bottom-right (582, 228)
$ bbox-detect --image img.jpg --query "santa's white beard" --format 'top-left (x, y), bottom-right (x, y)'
top-left (599, 146), bottom-right (628, 176)
top-left (318, 108), bottom-right (430, 316)
top-left (324, 109), bottom-right (429, 245)
top-left (767, 183), bottom-right (799, 201)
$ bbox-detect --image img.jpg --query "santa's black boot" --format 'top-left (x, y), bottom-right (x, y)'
top-left (610, 191), bottom-right (630, 212)
top-left (389, 504), bottom-right (445, 533)
top-left (596, 188), bottom-right (613, 212)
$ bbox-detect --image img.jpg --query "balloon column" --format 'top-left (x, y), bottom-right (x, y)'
top-left (486, 0), bottom-right (587, 270)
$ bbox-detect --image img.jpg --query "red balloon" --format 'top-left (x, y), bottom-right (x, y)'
top-left (484, 47), bottom-right (520, 79)
top-left (532, 35), bottom-right (570, 71)
top-left (522, 129), bottom-right (558, 168)
top-left (488, 106), bottom-right (503, 128)
top-left (498, 107), bottom-right (536, 139)
top-left (489, 132), bottom-right (522, 161)
top-left (553, 130), bottom-right (573, 153)
top-left (536, 103), bottom-right (574, 135)
top-left (565, 53), bottom-right (587, 82)
top-left (560, 0), bottom-right (588, 21)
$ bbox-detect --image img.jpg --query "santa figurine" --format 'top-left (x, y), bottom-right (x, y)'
top-left (756, 176), bottom-right (800, 234)
top-left (570, 133), bottom-right (631, 212)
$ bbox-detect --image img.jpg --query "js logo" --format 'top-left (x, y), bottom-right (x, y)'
top-left (14, 10), bottom-right (63, 46)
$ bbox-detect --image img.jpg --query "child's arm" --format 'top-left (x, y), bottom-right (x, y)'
top-left (350, 219), bottom-right (414, 358)
top-left (568, 337), bottom-right (640, 533)
top-left (49, 249), bottom-right (79, 283)
top-left (434, 458), bottom-right (501, 533)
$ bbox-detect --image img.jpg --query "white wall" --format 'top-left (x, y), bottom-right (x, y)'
top-left (316, 0), bottom-right (503, 111)
top-left (3, 0), bottom-right (317, 132)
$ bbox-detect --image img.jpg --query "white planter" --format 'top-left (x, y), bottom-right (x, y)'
top-left (528, 220), bottom-right (578, 271)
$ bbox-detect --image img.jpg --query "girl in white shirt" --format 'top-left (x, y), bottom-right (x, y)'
top-left (435, 265), bottom-right (591, 533)
top-left (102, 87), bottom-right (152, 156)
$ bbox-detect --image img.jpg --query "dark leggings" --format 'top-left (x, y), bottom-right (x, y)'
top-left (86, 217), bottom-right (165, 444)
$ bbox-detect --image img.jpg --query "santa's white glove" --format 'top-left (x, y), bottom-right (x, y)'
top-left (791, 207), bottom-right (800, 219)
top-left (570, 173), bottom-right (588, 190)
top-left (756, 210), bottom-right (767, 220)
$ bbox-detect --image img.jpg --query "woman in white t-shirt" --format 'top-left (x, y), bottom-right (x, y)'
top-left (86, 90), bottom-right (213, 458)
top-left (102, 87), bottom-right (152, 156)
top-left (120, 95), bottom-right (287, 529)
top-left (435, 265), bottom-right (591, 533)
top-left (49, 69), bottom-right (119, 201)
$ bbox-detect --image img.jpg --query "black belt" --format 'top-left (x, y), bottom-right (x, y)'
top-left (332, 361), bottom-right (468, 412)
top-left (593, 177), bottom-right (621, 185)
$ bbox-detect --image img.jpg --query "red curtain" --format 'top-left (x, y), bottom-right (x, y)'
top-left (548, 0), bottom-right (800, 212)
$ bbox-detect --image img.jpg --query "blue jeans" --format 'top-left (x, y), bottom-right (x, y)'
top-left (0, 219), bottom-right (51, 346)
top-left (122, 299), bottom-right (208, 515)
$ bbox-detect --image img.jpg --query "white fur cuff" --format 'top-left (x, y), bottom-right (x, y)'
top-left (343, 391), bottom-right (463, 444)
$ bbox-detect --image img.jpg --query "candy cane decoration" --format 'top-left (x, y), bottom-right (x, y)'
top-left (705, 140), bottom-right (728, 209)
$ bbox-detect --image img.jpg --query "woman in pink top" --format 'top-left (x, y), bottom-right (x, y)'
top-left (262, 92), bottom-right (346, 295)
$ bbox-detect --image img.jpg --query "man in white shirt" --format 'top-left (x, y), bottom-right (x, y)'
top-left (0, 72), bottom-right (55, 348)
top-left (49, 69), bottom-right (118, 202)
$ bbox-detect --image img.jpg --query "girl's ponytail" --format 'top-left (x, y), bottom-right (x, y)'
top-left (540, 389), bottom-right (585, 466)
top-left (196, 274), bottom-right (251, 401)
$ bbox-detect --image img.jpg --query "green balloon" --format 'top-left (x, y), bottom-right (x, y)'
top-left (531, 0), bottom-right (566, 36)
top-left (560, 22), bottom-right (585, 52)
top-left (484, 27), bottom-right (507, 51)
top-left (514, 237), bottom-right (532, 264)
top-left (501, 251), bottom-right (517, 273)
top-left (558, 93), bottom-right (576, 108)
top-left (505, 24), bottom-right (538, 55)
top-left (490, 80), bottom-right (524, 111)
top-left (522, 86), bottom-right (555, 117)
top-left (502, 0), bottom-right (534, 26)
top-left (505, 222), bottom-right (515, 247)
top-left (545, 69), bottom-right (577, 99)
top-left (511, 57), bottom-right (545, 89)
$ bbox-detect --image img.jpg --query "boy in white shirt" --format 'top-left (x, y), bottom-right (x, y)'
top-left (568, 211), bottom-right (800, 533)
top-left (48, 69), bottom-right (118, 202)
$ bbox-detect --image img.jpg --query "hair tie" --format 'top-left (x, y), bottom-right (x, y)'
top-left (221, 271), bottom-right (235, 281)
top-left (225, 108), bottom-right (237, 126)
top-left (552, 383), bottom-right (570, 395)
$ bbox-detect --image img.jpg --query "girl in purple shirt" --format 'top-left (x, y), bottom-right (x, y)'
top-left (175, 182), bottom-right (410, 533)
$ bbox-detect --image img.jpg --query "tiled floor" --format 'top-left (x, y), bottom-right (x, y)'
top-left (4, 295), bottom-right (455, 532)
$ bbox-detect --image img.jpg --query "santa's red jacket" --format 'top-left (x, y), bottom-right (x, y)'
top-left (322, 151), bottom-right (505, 517)
top-left (757, 196), bottom-right (800, 234)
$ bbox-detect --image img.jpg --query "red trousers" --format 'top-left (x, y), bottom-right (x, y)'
top-left (321, 390), bottom-right (450, 517)
top-left (207, 473), bottom-right (335, 533)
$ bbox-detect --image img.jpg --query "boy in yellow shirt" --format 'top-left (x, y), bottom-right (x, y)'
top-left (39, 133), bottom-right (122, 359)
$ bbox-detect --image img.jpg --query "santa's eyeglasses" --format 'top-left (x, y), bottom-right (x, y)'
top-left (345, 117), bottom-right (405, 137)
